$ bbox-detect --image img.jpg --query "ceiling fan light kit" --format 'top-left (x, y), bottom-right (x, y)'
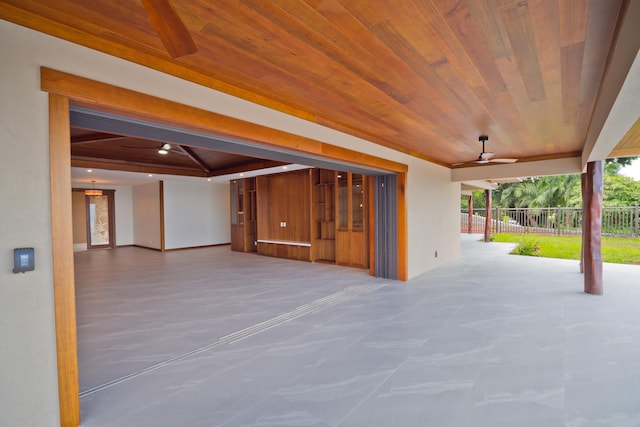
top-left (158, 143), bottom-right (171, 155)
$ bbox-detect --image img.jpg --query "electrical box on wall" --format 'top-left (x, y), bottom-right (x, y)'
top-left (13, 247), bottom-right (35, 273)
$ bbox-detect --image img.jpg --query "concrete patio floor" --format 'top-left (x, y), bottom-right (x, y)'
top-left (77, 234), bottom-right (640, 426)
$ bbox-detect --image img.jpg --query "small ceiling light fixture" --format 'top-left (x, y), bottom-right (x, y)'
top-left (87, 169), bottom-right (93, 173)
top-left (282, 166), bottom-right (288, 170)
top-left (148, 174), bottom-right (153, 177)
top-left (158, 143), bottom-right (171, 155)
top-left (207, 178), bottom-right (212, 182)
top-left (85, 180), bottom-right (102, 196)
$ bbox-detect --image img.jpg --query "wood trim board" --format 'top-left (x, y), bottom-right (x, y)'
top-left (49, 93), bottom-right (81, 427)
top-left (41, 68), bottom-right (408, 174)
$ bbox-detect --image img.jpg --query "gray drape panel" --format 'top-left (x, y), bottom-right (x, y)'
top-left (374, 174), bottom-right (398, 279)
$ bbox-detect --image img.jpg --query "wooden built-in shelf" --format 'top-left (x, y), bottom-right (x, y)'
top-left (312, 169), bottom-right (337, 263)
top-left (232, 168), bottom-right (368, 268)
top-left (230, 177), bottom-right (257, 253)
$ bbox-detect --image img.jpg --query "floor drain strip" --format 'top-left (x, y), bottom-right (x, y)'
top-left (79, 282), bottom-right (386, 398)
top-left (219, 284), bottom-right (386, 344)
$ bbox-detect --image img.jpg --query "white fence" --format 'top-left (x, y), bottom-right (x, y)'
top-left (461, 206), bottom-right (640, 238)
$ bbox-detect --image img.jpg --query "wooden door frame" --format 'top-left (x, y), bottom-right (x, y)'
top-left (44, 67), bottom-right (407, 426)
top-left (78, 189), bottom-right (116, 250)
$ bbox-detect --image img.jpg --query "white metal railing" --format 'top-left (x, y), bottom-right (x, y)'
top-left (461, 206), bottom-right (640, 238)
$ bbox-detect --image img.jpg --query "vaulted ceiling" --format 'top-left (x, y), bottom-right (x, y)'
top-left (1, 0), bottom-right (638, 174)
top-left (70, 127), bottom-right (286, 177)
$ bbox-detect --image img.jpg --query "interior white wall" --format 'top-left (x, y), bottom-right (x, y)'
top-left (73, 183), bottom-right (134, 246)
top-left (132, 182), bottom-right (162, 250)
top-left (114, 185), bottom-right (134, 246)
top-left (0, 19), bottom-right (461, 426)
top-left (163, 181), bottom-right (230, 249)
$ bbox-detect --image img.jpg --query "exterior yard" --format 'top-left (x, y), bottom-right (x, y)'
top-left (491, 233), bottom-right (640, 265)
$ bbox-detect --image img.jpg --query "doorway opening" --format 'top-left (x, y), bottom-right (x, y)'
top-left (72, 188), bottom-right (116, 250)
top-left (45, 68), bottom-right (407, 426)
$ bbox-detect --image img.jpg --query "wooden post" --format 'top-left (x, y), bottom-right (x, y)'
top-left (583, 161), bottom-right (603, 295)
top-left (580, 173), bottom-right (586, 273)
top-left (467, 195), bottom-right (473, 234)
top-left (484, 189), bottom-right (492, 242)
top-left (49, 94), bottom-right (81, 427)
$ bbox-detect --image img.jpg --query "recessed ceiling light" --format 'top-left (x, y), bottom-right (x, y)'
top-left (148, 174), bottom-right (153, 177)
top-left (207, 178), bottom-right (211, 182)
top-left (239, 173), bottom-right (244, 177)
top-left (282, 166), bottom-right (288, 170)
top-left (87, 169), bottom-right (92, 172)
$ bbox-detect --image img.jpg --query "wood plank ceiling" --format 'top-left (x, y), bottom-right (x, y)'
top-left (0, 0), bottom-right (628, 169)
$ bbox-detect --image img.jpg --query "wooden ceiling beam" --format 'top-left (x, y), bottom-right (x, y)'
top-left (70, 132), bottom-right (127, 144)
top-left (140, 0), bottom-right (197, 58)
top-left (71, 156), bottom-right (207, 177)
top-left (176, 145), bottom-right (211, 174)
top-left (207, 160), bottom-right (289, 177)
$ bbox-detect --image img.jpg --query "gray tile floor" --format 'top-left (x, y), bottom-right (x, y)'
top-left (76, 235), bottom-right (640, 426)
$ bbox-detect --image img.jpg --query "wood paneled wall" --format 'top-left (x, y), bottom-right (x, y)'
top-left (256, 170), bottom-right (310, 243)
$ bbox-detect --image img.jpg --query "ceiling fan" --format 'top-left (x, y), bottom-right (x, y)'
top-left (452, 136), bottom-right (518, 166)
top-left (123, 142), bottom-right (185, 155)
top-left (140, 0), bottom-right (197, 58)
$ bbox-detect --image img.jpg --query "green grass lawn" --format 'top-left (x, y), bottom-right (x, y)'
top-left (490, 233), bottom-right (640, 265)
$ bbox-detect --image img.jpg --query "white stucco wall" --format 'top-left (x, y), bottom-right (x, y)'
top-left (406, 157), bottom-right (462, 271)
top-left (0, 22), bottom-right (61, 427)
top-left (132, 182), bottom-right (162, 250)
top-left (0, 19), bottom-right (460, 426)
top-left (163, 181), bottom-right (230, 249)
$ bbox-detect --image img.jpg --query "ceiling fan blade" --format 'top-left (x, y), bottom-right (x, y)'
top-left (122, 145), bottom-right (157, 149)
top-left (453, 136), bottom-right (517, 167)
top-left (141, 0), bottom-right (197, 58)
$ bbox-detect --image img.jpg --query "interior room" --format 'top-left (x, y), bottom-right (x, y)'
top-left (67, 115), bottom-right (401, 419)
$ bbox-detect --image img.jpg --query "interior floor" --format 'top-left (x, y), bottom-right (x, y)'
top-left (76, 238), bottom-right (640, 426)
top-left (75, 246), bottom-right (382, 394)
